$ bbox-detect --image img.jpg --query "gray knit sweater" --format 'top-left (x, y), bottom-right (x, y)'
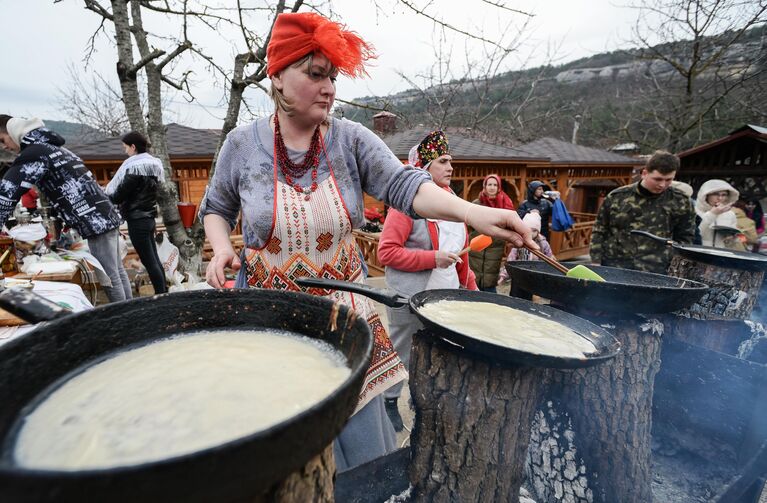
top-left (199, 116), bottom-right (430, 248)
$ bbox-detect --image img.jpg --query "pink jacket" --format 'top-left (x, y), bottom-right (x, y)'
top-left (378, 209), bottom-right (478, 291)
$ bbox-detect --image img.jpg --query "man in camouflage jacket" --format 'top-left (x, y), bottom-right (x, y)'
top-left (590, 151), bottom-right (695, 274)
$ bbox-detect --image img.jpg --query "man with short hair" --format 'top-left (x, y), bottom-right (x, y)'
top-left (590, 150), bottom-right (695, 274)
top-left (0, 115), bottom-right (132, 302)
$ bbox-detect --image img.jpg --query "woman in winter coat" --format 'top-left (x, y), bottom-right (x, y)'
top-left (377, 130), bottom-right (478, 431)
top-left (106, 131), bottom-right (167, 294)
top-left (695, 179), bottom-right (742, 250)
top-left (469, 174), bottom-right (514, 292)
top-left (518, 180), bottom-right (553, 238)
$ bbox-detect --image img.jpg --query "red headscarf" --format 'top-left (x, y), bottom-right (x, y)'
top-left (267, 12), bottom-right (375, 78)
top-left (478, 174), bottom-right (514, 210)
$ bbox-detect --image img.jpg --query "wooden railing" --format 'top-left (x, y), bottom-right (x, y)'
top-left (548, 212), bottom-right (597, 261)
top-left (354, 230), bottom-right (384, 277)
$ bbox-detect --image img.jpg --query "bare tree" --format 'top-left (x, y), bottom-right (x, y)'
top-left (82, 0), bottom-right (201, 272)
top-left (56, 64), bottom-right (131, 137)
top-left (624, 0), bottom-right (767, 150)
top-left (69, 0), bottom-right (535, 273)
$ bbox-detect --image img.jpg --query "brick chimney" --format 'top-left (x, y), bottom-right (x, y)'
top-left (373, 111), bottom-right (397, 136)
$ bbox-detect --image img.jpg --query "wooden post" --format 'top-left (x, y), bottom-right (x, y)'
top-left (667, 255), bottom-right (765, 320)
top-left (526, 317), bottom-right (663, 503)
top-left (252, 445), bottom-right (335, 503)
top-left (409, 331), bottom-right (546, 502)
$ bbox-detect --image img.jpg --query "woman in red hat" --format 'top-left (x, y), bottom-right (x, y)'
top-left (200, 11), bottom-right (535, 470)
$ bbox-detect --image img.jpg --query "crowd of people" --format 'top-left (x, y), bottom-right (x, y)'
top-left (2, 9), bottom-right (766, 474)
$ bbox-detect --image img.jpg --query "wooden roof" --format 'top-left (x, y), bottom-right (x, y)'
top-left (70, 123), bottom-right (222, 161)
top-left (381, 128), bottom-right (546, 162)
top-left (677, 124), bottom-right (767, 159)
top-left (518, 137), bottom-right (641, 165)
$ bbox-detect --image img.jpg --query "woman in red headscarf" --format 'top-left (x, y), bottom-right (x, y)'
top-left (469, 175), bottom-right (515, 292)
top-left (200, 11), bottom-right (535, 470)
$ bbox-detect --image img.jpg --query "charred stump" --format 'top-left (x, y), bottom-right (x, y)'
top-left (668, 255), bottom-right (764, 320)
top-left (537, 317), bottom-right (663, 503)
top-left (252, 444), bottom-right (335, 503)
top-left (409, 330), bottom-right (546, 502)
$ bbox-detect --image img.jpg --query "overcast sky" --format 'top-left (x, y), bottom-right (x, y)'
top-left (0, 1), bottom-right (644, 129)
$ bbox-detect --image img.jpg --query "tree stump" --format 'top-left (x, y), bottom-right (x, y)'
top-left (668, 255), bottom-right (765, 320)
top-left (251, 444), bottom-right (335, 503)
top-left (408, 330), bottom-right (546, 502)
top-left (537, 317), bottom-right (663, 503)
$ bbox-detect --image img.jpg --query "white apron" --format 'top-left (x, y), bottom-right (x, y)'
top-left (425, 219), bottom-right (466, 290)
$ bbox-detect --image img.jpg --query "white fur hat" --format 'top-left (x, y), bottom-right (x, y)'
top-left (6, 117), bottom-right (45, 146)
top-left (523, 211), bottom-right (541, 232)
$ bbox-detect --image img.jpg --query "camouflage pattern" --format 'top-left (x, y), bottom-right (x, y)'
top-left (590, 182), bottom-right (695, 274)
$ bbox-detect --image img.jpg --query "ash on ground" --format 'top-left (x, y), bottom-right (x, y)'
top-left (651, 435), bottom-right (735, 502)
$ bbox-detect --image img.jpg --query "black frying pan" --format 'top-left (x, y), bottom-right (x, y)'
top-left (508, 261), bottom-right (708, 314)
top-left (631, 230), bottom-right (767, 272)
top-left (296, 277), bottom-right (621, 370)
top-left (0, 288), bottom-right (372, 503)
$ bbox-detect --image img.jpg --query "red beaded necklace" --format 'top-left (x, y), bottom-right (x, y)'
top-left (273, 113), bottom-right (322, 201)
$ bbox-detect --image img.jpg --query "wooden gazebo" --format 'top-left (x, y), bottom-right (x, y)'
top-left (70, 123), bottom-right (219, 207)
top-left (380, 128), bottom-right (550, 207)
top-left (677, 124), bottom-right (767, 199)
top-left (503, 137), bottom-right (641, 259)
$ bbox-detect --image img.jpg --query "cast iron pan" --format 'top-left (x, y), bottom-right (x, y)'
top-left (631, 230), bottom-right (767, 272)
top-left (0, 288), bottom-right (373, 503)
top-left (296, 277), bottom-right (621, 370)
top-left (508, 261), bottom-right (708, 314)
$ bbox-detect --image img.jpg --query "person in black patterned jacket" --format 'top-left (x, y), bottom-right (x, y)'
top-left (0, 115), bottom-right (132, 302)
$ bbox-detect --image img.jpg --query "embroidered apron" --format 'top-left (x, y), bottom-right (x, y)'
top-left (425, 220), bottom-right (466, 290)
top-left (243, 174), bottom-right (406, 413)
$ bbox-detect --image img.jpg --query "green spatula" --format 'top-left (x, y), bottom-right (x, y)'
top-left (525, 246), bottom-right (605, 282)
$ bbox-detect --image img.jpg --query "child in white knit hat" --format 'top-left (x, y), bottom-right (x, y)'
top-left (497, 210), bottom-right (554, 284)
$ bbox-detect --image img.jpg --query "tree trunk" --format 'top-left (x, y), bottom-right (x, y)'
top-left (545, 317), bottom-right (663, 503)
top-left (110, 0), bottom-right (146, 135)
top-left (667, 255), bottom-right (765, 320)
top-left (128, 1), bottom-right (201, 274)
top-left (408, 330), bottom-right (546, 502)
top-left (251, 444), bottom-right (335, 503)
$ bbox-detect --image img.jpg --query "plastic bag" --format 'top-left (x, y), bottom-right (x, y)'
top-left (155, 232), bottom-right (181, 284)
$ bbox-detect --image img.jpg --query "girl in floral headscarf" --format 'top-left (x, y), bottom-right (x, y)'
top-left (378, 130), bottom-right (478, 431)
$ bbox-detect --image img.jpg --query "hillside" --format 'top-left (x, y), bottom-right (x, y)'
top-left (338, 26), bottom-right (767, 152)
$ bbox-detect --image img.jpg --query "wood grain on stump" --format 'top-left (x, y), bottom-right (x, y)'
top-left (409, 330), bottom-right (545, 502)
top-left (668, 255), bottom-right (764, 320)
top-left (548, 318), bottom-right (662, 503)
top-left (252, 444), bottom-right (335, 503)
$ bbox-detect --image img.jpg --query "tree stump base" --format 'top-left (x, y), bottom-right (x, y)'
top-left (251, 444), bottom-right (335, 503)
top-left (408, 330), bottom-right (546, 502)
top-left (527, 316), bottom-right (663, 503)
top-left (668, 255), bottom-right (765, 320)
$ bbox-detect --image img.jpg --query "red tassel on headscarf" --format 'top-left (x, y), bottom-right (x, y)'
top-left (267, 12), bottom-right (375, 78)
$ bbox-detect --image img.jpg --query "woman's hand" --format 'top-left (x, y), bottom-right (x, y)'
top-left (435, 250), bottom-right (461, 268)
top-left (467, 205), bottom-right (538, 250)
top-left (710, 203), bottom-right (733, 215)
top-left (205, 248), bottom-right (241, 288)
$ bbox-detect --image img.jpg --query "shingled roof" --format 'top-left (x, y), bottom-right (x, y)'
top-left (70, 123), bottom-right (221, 161)
top-left (381, 128), bottom-right (546, 162)
top-left (518, 137), bottom-right (641, 165)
